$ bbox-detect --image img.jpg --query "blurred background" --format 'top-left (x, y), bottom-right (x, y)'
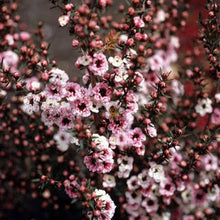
top-left (18, 0), bottom-right (77, 76)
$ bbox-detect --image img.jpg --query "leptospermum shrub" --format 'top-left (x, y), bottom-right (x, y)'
top-left (0, 0), bottom-right (219, 219)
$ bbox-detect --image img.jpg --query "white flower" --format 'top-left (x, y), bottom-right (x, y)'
top-left (148, 163), bottom-right (165, 183)
top-left (5, 34), bottom-right (14, 45)
top-left (0, 89), bottom-right (7, 97)
top-left (49, 68), bottom-right (69, 86)
top-left (114, 69), bottom-right (129, 82)
top-left (92, 133), bottom-right (109, 148)
top-left (155, 10), bottom-right (166, 23)
top-left (170, 36), bottom-right (180, 48)
top-left (94, 189), bottom-right (113, 205)
top-left (81, 55), bottom-right (92, 66)
top-left (103, 174), bottom-right (116, 188)
top-left (30, 81), bottom-right (41, 90)
top-left (126, 190), bottom-right (142, 204)
top-left (41, 98), bottom-right (59, 111)
top-left (108, 56), bottom-right (123, 67)
top-left (54, 130), bottom-right (71, 152)
top-left (58, 15), bottom-right (70, 27)
top-left (22, 93), bottom-right (40, 115)
top-left (195, 98), bottom-right (213, 116)
top-left (119, 34), bottom-right (128, 43)
top-left (181, 188), bottom-right (192, 203)
top-left (117, 156), bottom-right (133, 178)
top-left (171, 79), bottom-right (184, 96)
top-left (90, 102), bottom-right (100, 113)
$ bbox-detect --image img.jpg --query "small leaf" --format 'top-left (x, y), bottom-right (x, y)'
top-left (89, 201), bottom-right (95, 210)
top-left (32, 178), bottom-right (40, 183)
top-left (80, 139), bottom-right (84, 150)
top-left (71, 198), bottom-right (78, 204)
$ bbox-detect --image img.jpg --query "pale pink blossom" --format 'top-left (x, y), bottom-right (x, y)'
top-left (128, 128), bottom-right (146, 148)
top-left (127, 176), bottom-right (140, 191)
top-left (92, 82), bottom-right (111, 103)
top-left (89, 53), bottom-right (108, 76)
top-left (141, 195), bottom-right (159, 213)
top-left (126, 190), bottom-right (142, 205)
top-left (159, 179), bottom-right (176, 197)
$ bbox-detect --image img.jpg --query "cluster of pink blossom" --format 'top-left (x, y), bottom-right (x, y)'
top-left (84, 134), bottom-right (114, 173)
top-left (123, 150), bottom-right (220, 219)
top-left (64, 175), bottom-right (116, 220)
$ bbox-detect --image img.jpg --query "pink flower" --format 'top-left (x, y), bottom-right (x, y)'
top-left (202, 154), bottom-right (218, 171)
top-left (108, 114), bottom-right (132, 133)
top-left (49, 68), bottom-right (69, 87)
top-left (92, 82), bottom-right (111, 103)
top-left (109, 131), bottom-right (128, 150)
top-left (125, 190), bottom-right (142, 205)
top-left (84, 146), bottom-right (114, 173)
top-left (193, 189), bottom-right (206, 204)
top-left (159, 179), bottom-right (176, 197)
top-left (56, 105), bottom-right (74, 130)
top-left (54, 130), bottom-right (71, 152)
top-left (117, 155), bottom-right (133, 178)
top-left (183, 215), bottom-right (195, 220)
top-left (98, 0), bottom-right (107, 8)
top-left (133, 16), bottom-right (145, 28)
top-left (124, 203), bottom-right (141, 218)
top-left (72, 39), bottom-right (79, 47)
top-left (20, 31), bottom-right (31, 41)
top-left (135, 32), bottom-right (142, 41)
top-left (89, 53), bottom-right (108, 76)
top-left (137, 169), bottom-right (152, 189)
top-left (126, 90), bottom-right (138, 113)
top-left (135, 144), bottom-right (145, 156)
top-left (127, 176), bottom-right (139, 191)
top-left (23, 93), bottom-right (40, 115)
top-left (65, 82), bottom-right (81, 102)
top-left (70, 87), bottom-right (92, 117)
top-left (128, 128), bottom-right (146, 148)
top-left (72, 97), bottom-right (92, 117)
top-left (92, 189), bottom-right (116, 220)
top-left (63, 178), bottom-right (79, 199)
top-left (141, 195), bottom-right (159, 213)
top-left (45, 84), bottom-right (66, 100)
top-left (170, 152), bottom-right (182, 170)
top-left (41, 98), bottom-right (60, 126)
